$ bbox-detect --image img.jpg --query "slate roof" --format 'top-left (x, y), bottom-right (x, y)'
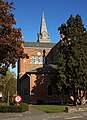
top-left (24, 42), bottom-right (56, 48)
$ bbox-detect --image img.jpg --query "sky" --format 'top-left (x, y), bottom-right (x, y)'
top-left (7, 0), bottom-right (87, 43)
top-left (7, 0), bottom-right (87, 75)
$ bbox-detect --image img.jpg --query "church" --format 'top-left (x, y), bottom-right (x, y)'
top-left (18, 10), bottom-right (72, 104)
top-left (19, 10), bottom-right (55, 78)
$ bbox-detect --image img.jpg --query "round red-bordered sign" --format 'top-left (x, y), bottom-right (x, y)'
top-left (14, 95), bottom-right (22, 104)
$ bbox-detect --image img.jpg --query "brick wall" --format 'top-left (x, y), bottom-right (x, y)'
top-left (19, 47), bottom-right (51, 78)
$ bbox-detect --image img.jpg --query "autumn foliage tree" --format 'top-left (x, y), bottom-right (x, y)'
top-left (0, 0), bottom-right (28, 75)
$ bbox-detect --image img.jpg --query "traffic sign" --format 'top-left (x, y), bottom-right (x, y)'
top-left (14, 95), bottom-right (22, 104)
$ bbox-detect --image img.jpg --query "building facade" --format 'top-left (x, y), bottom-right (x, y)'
top-left (18, 10), bottom-right (59, 103)
top-left (19, 10), bottom-right (55, 78)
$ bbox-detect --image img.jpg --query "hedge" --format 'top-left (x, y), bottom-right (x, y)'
top-left (0, 103), bottom-right (29, 112)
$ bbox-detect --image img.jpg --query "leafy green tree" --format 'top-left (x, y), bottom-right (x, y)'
top-left (0, 69), bottom-right (17, 105)
top-left (0, 0), bottom-right (28, 75)
top-left (57, 14), bottom-right (87, 105)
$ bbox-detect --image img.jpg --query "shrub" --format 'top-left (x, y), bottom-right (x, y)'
top-left (20, 103), bottom-right (29, 112)
top-left (0, 103), bottom-right (29, 112)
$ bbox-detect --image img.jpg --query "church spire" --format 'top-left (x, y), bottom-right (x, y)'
top-left (40, 9), bottom-right (47, 33)
top-left (37, 9), bottom-right (51, 42)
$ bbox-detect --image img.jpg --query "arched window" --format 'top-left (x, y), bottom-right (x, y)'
top-left (47, 84), bottom-right (53, 96)
top-left (35, 56), bottom-right (39, 64)
top-left (31, 56), bottom-right (35, 64)
top-left (39, 56), bottom-right (43, 64)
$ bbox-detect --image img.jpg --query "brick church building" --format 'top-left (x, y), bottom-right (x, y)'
top-left (19, 10), bottom-right (55, 78)
top-left (18, 10), bottom-right (73, 104)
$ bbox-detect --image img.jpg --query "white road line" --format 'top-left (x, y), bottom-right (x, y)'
top-left (65, 116), bottom-right (83, 119)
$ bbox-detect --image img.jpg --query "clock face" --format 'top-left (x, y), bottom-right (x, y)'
top-left (37, 52), bottom-right (41, 56)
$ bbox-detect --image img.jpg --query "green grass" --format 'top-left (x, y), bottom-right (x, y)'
top-left (32, 105), bottom-right (66, 113)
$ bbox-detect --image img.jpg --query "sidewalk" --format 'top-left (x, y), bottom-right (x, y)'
top-left (23, 105), bottom-right (49, 120)
top-left (29, 105), bottom-right (46, 115)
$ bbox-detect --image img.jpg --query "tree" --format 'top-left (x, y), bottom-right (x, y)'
top-left (0, 69), bottom-right (17, 105)
top-left (0, 0), bottom-right (28, 75)
top-left (57, 14), bottom-right (87, 105)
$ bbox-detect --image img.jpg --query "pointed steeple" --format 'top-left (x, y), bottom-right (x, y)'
top-left (37, 9), bottom-right (51, 42)
top-left (40, 9), bottom-right (47, 33)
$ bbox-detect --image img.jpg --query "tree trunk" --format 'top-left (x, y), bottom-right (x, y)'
top-left (2, 90), bottom-right (4, 102)
top-left (7, 91), bottom-right (10, 106)
top-left (2, 80), bottom-right (5, 102)
top-left (73, 83), bottom-right (77, 106)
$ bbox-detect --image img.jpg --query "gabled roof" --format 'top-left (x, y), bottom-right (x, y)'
top-left (24, 42), bottom-right (56, 48)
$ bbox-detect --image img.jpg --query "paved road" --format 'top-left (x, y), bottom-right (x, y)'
top-left (0, 106), bottom-right (87, 120)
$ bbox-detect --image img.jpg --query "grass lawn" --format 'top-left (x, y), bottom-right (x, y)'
top-left (32, 105), bottom-right (66, 113)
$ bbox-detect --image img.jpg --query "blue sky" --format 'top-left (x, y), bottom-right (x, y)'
top-left (7, 0), bottom-right (87, 43)
top-left (7, 0), bottom-right (87, 75)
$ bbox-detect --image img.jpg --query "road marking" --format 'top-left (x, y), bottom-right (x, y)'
top-left (65, 116), bottom-right (83, 119)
